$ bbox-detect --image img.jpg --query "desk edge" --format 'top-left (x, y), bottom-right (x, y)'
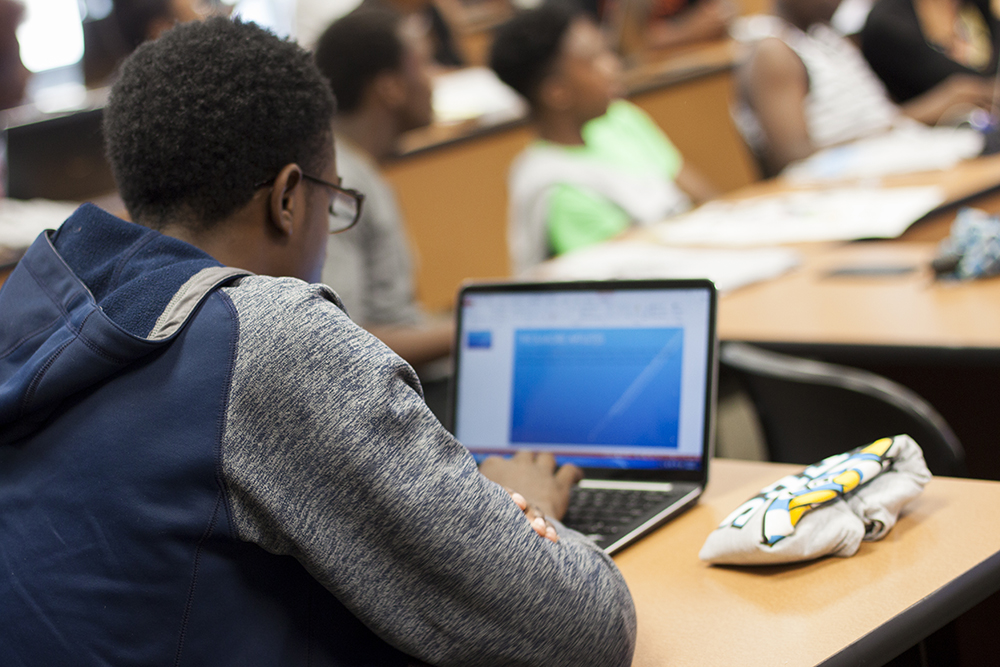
top-left (819, 548), bottom-right (1000, 667)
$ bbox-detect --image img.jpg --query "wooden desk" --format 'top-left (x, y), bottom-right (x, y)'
top-left (615, 458), bottom-right (1000, 666)
top-left (718, 240), bottom-right (1000, 350)
top-left (714, 152), bottom-right (1000, 213)
top-left (708, 155), bottom-right (1000, 479)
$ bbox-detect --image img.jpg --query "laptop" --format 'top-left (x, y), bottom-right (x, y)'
top-left (450, 278), bottom-right (718, 554)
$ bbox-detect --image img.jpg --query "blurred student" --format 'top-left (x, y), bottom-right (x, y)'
top-left (0, 17), bottom-right (635, 665)
top-left (369, 0), bottom-right (465, 66)
top-left (298, 0), bottom-right (463, 66)
top-left (734, 0), bottom-right (994, 175)
top-left (490, 1), bottom-right (717, 275)
top-left (314, 7), bottom-right (453, 369)
top-left (861, 0), bottom-right (999, 105)
top-left (84, 0), bottom-right (210, 85)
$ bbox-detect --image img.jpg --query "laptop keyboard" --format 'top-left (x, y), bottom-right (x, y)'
top-left (562, 487), bottom-right (684, 541)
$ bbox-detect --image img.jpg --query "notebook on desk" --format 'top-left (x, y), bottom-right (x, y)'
top-left (450, 279), bottom-right (718, 554)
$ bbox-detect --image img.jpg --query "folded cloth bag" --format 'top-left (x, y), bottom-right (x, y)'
top-left (699, 435), bottom-right (932, 565)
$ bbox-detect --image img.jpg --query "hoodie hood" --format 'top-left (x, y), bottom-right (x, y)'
top-left (0, 204), bottom-right (229, 443)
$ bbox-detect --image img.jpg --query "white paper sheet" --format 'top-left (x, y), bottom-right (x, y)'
top-left (651, 186), bottom-right (945, 246)
top-left (0, 198), bottom-right (78, 250)
top-left (539, 242), bottom-right (801, 293)
top-left (432, 67), bottom-right (528, 125)
top-left (783, 125), bottom-right (984, 183)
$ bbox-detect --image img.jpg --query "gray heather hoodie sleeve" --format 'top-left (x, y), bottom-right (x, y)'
top-left (218, 276), bottom-right (636, 667)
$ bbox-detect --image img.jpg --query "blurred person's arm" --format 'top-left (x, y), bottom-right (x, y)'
top-left (899, 73), bottom-right (995, 124)
top-left (740, 37), bottom-right (815, 174)
top-left (368, 316), bottom-right (454, 368)
top-left (675, 163), bottom-right (719, 204)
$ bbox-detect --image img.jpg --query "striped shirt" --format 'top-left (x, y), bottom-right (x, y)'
top-left (735, 18), bottom-right (901, 162)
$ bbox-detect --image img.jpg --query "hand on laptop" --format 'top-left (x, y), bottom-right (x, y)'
top-left (480, 451), bottom-right (583, 541)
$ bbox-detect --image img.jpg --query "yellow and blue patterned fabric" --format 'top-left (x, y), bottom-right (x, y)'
top-left (700, 434), bottom-right (932, 565)
top-left (724, 437), bottom-right (896, 546)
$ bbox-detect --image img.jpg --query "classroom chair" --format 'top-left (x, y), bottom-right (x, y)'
top-left (719, 342), bottom-right (968, 477)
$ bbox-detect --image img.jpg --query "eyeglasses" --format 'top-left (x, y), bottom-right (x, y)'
top-left (301, 173), bottom-right (365, 234)
top-left (254, 173), bottom-right (365, 234)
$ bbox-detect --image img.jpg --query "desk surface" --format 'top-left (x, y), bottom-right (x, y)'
top-left (718, 240), bottom-right (1000, 349)
top-left (715, 154), bottom-right (1000, 350)
top-left (717, 152), bottom-right (1000, 210)
top-left (615, 458), bottom-right (1000, 666)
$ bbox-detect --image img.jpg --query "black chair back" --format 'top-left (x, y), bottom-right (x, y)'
top-left (720, 342), bottom-right (967, 477)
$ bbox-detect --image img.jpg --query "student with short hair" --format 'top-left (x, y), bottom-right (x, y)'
top-left (490, 2), bottom-right (717, 275)
top-left (315, 7), bottom-right (454, 370)
top-left (84, 0), bottom-right (208, 85)
top-left (0, 17), bottom-right (636, 666)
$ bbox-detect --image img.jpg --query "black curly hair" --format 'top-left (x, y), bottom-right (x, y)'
top-left (489, 1), bottom-right (581, 107)
top-left (313, 7), bottom-right (403, 115)
top-left (104, 17), bottom-right (336, 230)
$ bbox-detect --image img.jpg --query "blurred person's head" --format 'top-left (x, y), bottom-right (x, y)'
top-left (380, 0), bottom-right (431, 16)
top-left (104, 17), bottom-right (337, 279)
top-left (0, 0), bottom-right (29, 109)
top-left (112, 0), bottom-right (208, 50)
top-left (774, 0), bottom-right (842, 29)
top-left (314, 7), bottom-right (434, 134)
top-left (490, 2), bottom-right (622, 125)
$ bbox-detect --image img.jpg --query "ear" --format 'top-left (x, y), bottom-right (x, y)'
top-left (539, 74), bottom-right (573, 113)
top-left (372, 70), bottom-right (407, 111)
top-left (268, 163), bottom-right (305, 238)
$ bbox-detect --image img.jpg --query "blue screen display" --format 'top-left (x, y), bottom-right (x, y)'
top-left (509, 328), bottom-right (683, 449)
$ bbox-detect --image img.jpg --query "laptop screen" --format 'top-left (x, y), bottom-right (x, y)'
top-left (451, 280), bottom-right (717, 476)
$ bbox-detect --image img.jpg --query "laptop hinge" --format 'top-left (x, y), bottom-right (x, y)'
top-left (578, 479), bottom-right (677, 491)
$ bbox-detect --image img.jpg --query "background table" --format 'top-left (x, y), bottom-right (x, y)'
top-left (711, 157), bottom-right (1000, 481)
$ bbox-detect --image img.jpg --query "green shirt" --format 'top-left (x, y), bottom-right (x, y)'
top-left (546, 100), bottom-right (684, 255)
